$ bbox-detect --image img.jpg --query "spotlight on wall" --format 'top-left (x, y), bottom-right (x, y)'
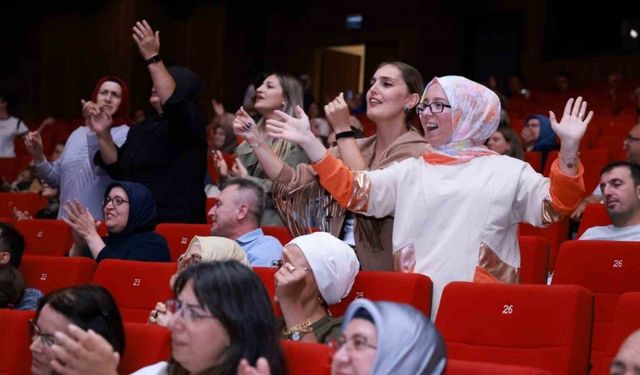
top-left (630, 28), bottom-right (638, 39)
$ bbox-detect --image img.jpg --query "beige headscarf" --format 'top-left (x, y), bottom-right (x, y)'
top-left (286, 232), bottom-right (360, 305)
top-left (185, 235), bottom-right (249, 265)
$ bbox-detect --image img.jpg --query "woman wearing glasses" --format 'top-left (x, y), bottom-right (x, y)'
top-left (148, 235), bottom-right (248, 326)
top-left (266, 75), bottom-right (592, 316)
top-left (30, 285), bottom-right (125, 375)
top-left (65, 181), bottom-right (170, 262)
top-left (234, 62), bottom-right (427, 271)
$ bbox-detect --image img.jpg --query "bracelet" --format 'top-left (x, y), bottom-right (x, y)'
top-left (335, 130), bottom-right (355, 140)
top-left (282, 320), bottom-right (313, 339)
top-left (145, 54), bottom-right (162, 66)
top-left (249, 138), bottom-right (263, 148)
top-left (558, 152), bottom-right (579, 169)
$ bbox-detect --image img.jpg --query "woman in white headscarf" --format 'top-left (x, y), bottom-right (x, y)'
top-left (332, 299), bottom-right (446, 375)
top-left (147, 235), bottom-right (248, 326)
top-left (276, 231), bottom-right (359, 344)
top-left (265, 75), bottom-right (592, 316)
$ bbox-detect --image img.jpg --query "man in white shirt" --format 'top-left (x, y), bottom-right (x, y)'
top-left (0, 92), bottom-right (28, 157)
top-left (580, 161), bottom-right (640, 240)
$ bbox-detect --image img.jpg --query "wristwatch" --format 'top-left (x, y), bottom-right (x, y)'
top-left (145, 54), bottom-right (162, 66)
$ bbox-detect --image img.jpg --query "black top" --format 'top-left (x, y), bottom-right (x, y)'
top-left (95, 67), bottom-right (207, 223)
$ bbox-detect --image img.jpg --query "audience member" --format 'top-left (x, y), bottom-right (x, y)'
top-left (610, 329), bottom-right (640, 375)
top-left (229, 72), bottom-right (309, 226)
top-left (267, 75), bottom-right (590, 315)
top-left (94, 20), bottom-right (207, 224)
top-left (65, 181), bottom-right (170, 262)
top-left (277, 232), bottom-right (359, 344)
top-left (49, 141), bottom-right (65, 162)
top-left (486, 126), bottom-right (524, 160)
top-left (25, 75), bottom-right (131, 219)
top-left (0, 222), bottom-right (43, 310)
top-left (580, 161), bottom-right (640, 240)
top-left (31, 285), bottom-right (125, 375)
top-left (208, 178), bottom-right (282, 266)
top-left (555, 70), bottom-right (572, 92)
top-left (148, 235), bottom-right (248, 326)
top-left (13, 179), bottom-right (60, 220)
top-left (236, 61), bottom-right (427, 270)
top-left (521, 114), bottom-right (560, 168)
top-left (0, 91), bottom-right (29, 158)
top-left (572, 124), bottom-right (640, 220)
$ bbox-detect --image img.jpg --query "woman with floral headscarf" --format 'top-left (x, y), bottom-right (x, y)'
top-left (264, 75), bottom-right (592, 316)
top-left (24, 76), bottom-right (131, 220)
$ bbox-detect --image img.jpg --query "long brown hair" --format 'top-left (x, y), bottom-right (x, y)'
top-left (375, 61), bottom-right (424, 131)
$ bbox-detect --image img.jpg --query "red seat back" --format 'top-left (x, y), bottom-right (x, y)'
top-left (328, 271), bottom-right (432, 317)
top-left (436, 282), bottom-right (593, 375)
top-left (262, 226), bottom-right (293, 246)
top-left (0, 192), bottom-right (43, 217)
top-left (154, 223), bottom-right (211, 261)
top-left (577, 204), bottom-right (611, 238)
top-left (15, 219), bottom-right (73, 256)
top-left (518, 235), bottom-right (550, 284)
top-left (92, 260), bottom-right (176, 323)
top-left (524, 151), bottom-right (542, 173)
top-left (552, 241), bottom-right (640, 374)
top-left (598, 292), bottom-right (640, 375)
top-left (281, 340), bottom-right (333, 375)
top-left (0, 309), bottom-right (35, 375)
top-left (119, 322), bottom-right (171, 375)
top-left (447, 359), bottom-right (554, 375)
top-left (519, 218), bottom-right (570, 271)
top-left (20, 255), bottom-right (96, 294)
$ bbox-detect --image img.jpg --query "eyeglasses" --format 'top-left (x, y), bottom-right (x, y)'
top-left (416, 102), bottom-right (451, 116)
top-left (177, 253), bottom-right (203, 273)
top-left (166, 299), bottom-right (216, 322)
top-left (102, 196), bottom-right (129, 207)
top-left (625, 134), bottom-right (640, 143)
top-left (29, 319), bottom-right (56, 347)
top-left (328, 334), bottom-right (377, 352)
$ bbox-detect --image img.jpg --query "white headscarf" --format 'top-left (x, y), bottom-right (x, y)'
top-left (186, 236), bottom-right (248, 265)
top-left (286, 232), bottom-right (359, 305)
top-left (343, 299), bottom-right (447, 375)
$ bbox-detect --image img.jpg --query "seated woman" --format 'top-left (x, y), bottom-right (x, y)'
top-left (65, 181), bottom-right (171, 262)
top-left (30, 285), bottom-right (125, 375)
top-left (49, 261), bottom-right (287, 375)
top-left (148, 235), bottom-right (248, 326)
top-left (238, 298), bottom-right (447, 375)
top-left (521, 114), bottom-right (560, 168)
top-left (486, 126), bottom-right (524, 160)
top-left (276, 232), bottom-right (359, 344)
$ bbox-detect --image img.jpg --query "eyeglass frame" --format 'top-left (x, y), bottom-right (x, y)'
top-left (328, 333), bottom-right (378, 352)
top-left (416, 102), bottom-right (452, 116)
top-left (625, 134), bottom-right (640, 143)
top-left (29, 319), bottom-right (57, 347)
top-left (102, 196), bottom-right (130, 207)
top-left (165, 299), bottom-right (216, 322)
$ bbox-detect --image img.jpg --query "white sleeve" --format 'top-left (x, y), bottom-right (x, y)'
top-left (511, 161), bottom-right (551, 226)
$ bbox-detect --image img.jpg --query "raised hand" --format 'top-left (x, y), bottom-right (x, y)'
top-left (62, 200), bottom-right (98, 241)
top-left (89, 107), bottom-right (113, 136)
top-left (212, 150), bottom-right (230, 179)
top-left (148, 301), bottom-right (172, 326)
top-left (233, 106), bottom-right (261, 145)
top-left (324, 92), bottom-right (351, 132)
top-left (24, 131), bottom-right (45, 162)
top-left (230, 158), bottom-right (248, 178)
top-left (237, 358), bottom-right (272, 375)
top-left (549, 97), bottom-right (593, 148)
top-left (212, 99), bottom-right (225, 117)
top-left (132, 20), bottom-right (160, 60)
top-left (50, 324), bottom-right (119, 375)
top-left (80, 99), bottom-right (100, 122)
top-left (265, 106), bottom-right (315, 146)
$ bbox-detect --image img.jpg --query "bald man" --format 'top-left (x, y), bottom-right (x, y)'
top-left (611, 329), bottom-right (640, 375)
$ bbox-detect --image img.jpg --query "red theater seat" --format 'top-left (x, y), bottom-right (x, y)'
top-left (20, 255), bottom-right (96, 294)
top-left (518, 235), bottom-right (550, 284)
top-left (155, 223), bottom-right (211, 261)
top-left (15, 219), bottom-right (73, 256)
top-left (119, 322), bottom-right (171, 375)
top-left (262, 226), bottom-right (293, 245)
top-left (436, 282), bottom-right (593, 375)
top-left (0, 309), bottom-right (35, 375)
top-left (577, 203), bottom-right (611, 238)
top-left (599, 292), bottom-right (640, 375)
top-left (92, 260), bottom-right (176, 323)
top-left (447, 359), bottom-right (553, 375)
top-left (519, 218), bottom-right (570, 271)
top-left (0, 192), bottom-right (44, 217)
top-left (552, 241), bottom-right (640, 375)
top-left (524, 151), bottom-right (542, 173)
top-left (281, 340), bottom-right (333, 375)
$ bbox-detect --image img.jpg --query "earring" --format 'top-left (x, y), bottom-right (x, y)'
top-left (403, 106), bottom-right (410, 114)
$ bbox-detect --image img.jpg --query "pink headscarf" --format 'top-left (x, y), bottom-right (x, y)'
top-left (421, 76), bottom-right (501, 164)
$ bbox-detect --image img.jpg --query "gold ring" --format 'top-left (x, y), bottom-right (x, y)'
top-left (151, 310), bottom-right (158, 319)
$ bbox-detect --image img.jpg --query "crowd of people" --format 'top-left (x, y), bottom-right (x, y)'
top-left (1, 15), bottom-right (640, 375)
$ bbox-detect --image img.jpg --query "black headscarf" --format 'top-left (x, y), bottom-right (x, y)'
top-left (103, 181), bottom-right (157, 237)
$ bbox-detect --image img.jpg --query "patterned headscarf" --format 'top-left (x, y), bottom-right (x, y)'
top-left (342, 299), bottom-right (447, 375)
top-left (421, 76), bottom-right (501, 164)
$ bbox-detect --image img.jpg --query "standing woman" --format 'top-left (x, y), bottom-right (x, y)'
top-left (266, 75), bottom-right (591, 315)
top-left (25, 76), bottom-right (130, 220)
top-left (234, 62), bottom-right (427, 270)
top-left (224, 73), bottom-right (309, 226)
